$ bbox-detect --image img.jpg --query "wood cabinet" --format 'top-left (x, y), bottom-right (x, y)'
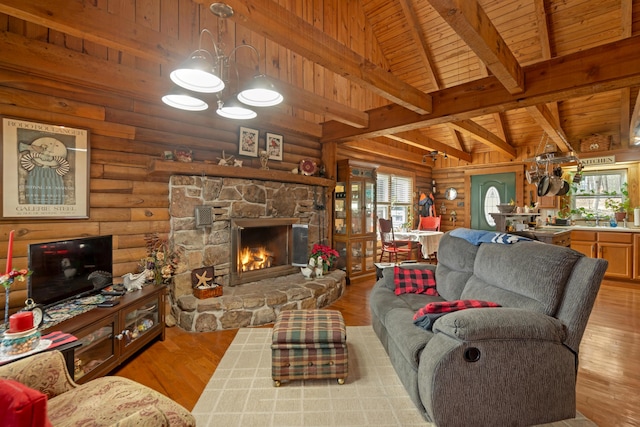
top-left (571, 231), bottom-right (633, 280)
top-left (634, 234), bottom-right (640, 280)
top-left (333, 160), bottom-right (377, 281)
top-left (43, 285), bottom-right (166, 383)
top-left (537, 195), bottom-right (558, 209)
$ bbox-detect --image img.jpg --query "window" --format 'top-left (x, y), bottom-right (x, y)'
top-left (572, 170), bottom-right (627, 217)
top-left (377, 173), bottom-right (413, 230)
top-left (483, 186), bottom-right (501, 226)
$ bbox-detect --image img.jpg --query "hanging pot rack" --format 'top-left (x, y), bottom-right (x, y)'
top-left (524, 135), bottom-right (584, 197)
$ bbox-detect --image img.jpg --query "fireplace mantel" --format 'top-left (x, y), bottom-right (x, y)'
top-left (148, 159), bottom-right (336, 187)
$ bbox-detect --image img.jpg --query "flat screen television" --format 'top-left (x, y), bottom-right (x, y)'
top-left (28, 235), bottom-right (113, 307)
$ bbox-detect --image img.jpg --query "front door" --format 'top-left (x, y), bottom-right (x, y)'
top-left (471, 173), bottom-right (516, 230)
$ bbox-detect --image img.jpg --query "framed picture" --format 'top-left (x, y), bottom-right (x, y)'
top-left (266, 132), bottom-right (284, 161)
top-left (238, 127), bottom-right (259, 157)
top-left (2, 117), bottom-right (90, 219)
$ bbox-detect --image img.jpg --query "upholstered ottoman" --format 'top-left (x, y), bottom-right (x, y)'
top-left (271, 309), bottom-right (348, 386)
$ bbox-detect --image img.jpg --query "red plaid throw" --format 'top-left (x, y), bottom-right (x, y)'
top-left (414, 299), bottom-right (501, 320)
top-left (394, 267), bottom-right (438, 296)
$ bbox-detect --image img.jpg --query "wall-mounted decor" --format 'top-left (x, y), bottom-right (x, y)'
top-left (266, 132), bottom-right (283, 161)
top-left (2, 117), bottom-right (90, 219)
top-left (239, 127), bottom-right (259, 157)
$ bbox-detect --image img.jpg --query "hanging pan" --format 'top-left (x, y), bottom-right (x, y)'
top-left (537, 175), bottom-right (551, 197)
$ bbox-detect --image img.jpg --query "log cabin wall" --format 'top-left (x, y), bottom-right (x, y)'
top-left (0, 0), bottom-right (386, 318)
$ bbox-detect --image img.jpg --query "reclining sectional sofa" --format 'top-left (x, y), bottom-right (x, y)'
top-left (370, 230), bottom-right (608, 426)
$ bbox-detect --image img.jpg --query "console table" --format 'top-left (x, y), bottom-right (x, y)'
top-left (43, 285), bottom-right (166, 384)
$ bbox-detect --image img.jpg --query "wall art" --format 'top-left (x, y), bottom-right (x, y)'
top-left (238, 127), bottom-right (259, 157)
top-left (266, 132), bottom-right (283, 161)
top-left (2, 117), bottom-right (90, 219)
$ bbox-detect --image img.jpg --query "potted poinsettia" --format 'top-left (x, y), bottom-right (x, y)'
top-left (310, 244), bottom-right (340, 273)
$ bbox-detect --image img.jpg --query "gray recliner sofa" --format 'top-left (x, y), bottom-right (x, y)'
top-left (370, 231), bottom-right (608, 426)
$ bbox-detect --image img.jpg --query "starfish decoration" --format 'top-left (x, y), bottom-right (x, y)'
top-left (195, 270), bottom-right (213, 287)
top-left (216, 150), bottom-right (235, 166)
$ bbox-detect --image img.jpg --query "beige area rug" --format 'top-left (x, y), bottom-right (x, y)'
top-left (192, 326), bottom-right (597, 427)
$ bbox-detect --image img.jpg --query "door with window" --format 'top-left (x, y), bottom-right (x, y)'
top-left (471, 173), bottom-right (516, 230)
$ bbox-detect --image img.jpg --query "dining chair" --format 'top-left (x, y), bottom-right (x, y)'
top-left (378, 218), bottom-right (414, 262)
top-left (417, 215), bottom-right (441, 264)
top-left (418, 215), bottom-right (441, 231)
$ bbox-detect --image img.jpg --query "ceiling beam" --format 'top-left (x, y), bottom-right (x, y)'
top-left (386, 131), bottom-right (472, 162)
top-left (215, 0), bottom-right (433, 115)
top-left (448, 120), bottom-right (516, 158)
top-left (0, 0), bottom-right (186, 64)
top-left (427, 0), bottom-right (524, 95)
top-left (525, 104), bottom-right (572, 152)
top-left (619, 0), bottom-right (633, 148)
top-left (322, 35), bottom-right (640, 142)
top-left (397, 0), bottom-right (441, 91)
top-left (342, 139), bottom-right (427, 165)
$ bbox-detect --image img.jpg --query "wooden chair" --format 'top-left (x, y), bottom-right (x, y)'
top-left (417, 215), bottom-right (441, 264)
top-left (418, 215), bottom-right (441, 231)
top-left (378, 218), bottom-right (415, 262)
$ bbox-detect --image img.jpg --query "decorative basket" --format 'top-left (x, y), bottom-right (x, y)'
top-left (193, 286), bottom-right (223, 299)
top-left (580, 134), bottom-right (611, 152)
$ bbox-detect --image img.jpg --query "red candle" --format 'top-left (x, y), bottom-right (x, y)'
top-left (5, 230), bottom-right (14, 274)
top-left (9, 311), bottom-right (33, 333)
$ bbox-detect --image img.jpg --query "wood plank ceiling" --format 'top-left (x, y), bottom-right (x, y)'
top-left (1, 0), bottom-right (639, 167)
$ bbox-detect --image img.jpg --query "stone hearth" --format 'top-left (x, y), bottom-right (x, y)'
top-left (175, 270), bottom-right (346, 331)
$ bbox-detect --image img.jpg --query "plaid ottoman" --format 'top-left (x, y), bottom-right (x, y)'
top-left (271, 309), bottom-right (348, 386)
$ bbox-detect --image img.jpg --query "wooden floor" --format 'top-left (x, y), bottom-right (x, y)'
top-left (114, 278), bottom-right (640, 427)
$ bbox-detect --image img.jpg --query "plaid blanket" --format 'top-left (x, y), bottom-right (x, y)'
top-left (394, 267), bottom-right (438, 296)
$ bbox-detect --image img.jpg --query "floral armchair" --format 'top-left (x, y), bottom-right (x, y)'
top-left (0, 350), bottom-right (195, 426)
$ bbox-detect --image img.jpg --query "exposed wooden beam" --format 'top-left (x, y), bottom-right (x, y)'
top-left (397, 0), bottom-right (441, 90)
top-left (0, 0), bottom-right (186, 64)
top-left (631, 89), bottom-right (640, 145)
top-left (322, 35), bottom-right (640, 142)
top-left (525, 104), bottom-right (572, 152)
top-left (620, 0), bottom-right (633, 148)
top-left (386, 130), bottom-right (472, 162)
top-left (427, 0), bottom-right (524, 95)
top-left (448, 120), bottom-right (516, 158)
top-left (342, 139), bottom-right (426, 165)
top-left (215, 0), bottom-right (433, 115)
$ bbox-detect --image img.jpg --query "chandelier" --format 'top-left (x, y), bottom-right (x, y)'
top-left (162, 3), bottom-right (283, 119)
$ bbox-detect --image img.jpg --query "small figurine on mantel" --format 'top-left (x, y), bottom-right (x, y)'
top-left (259, 149), bottom-right (269, 170)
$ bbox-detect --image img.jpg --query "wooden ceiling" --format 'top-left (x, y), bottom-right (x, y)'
top-left (1, 0), bottom-right (639, 167)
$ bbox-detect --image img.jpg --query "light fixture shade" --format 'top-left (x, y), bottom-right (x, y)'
top-left (237, 75), bottom-right (283, 107)
top-left (162, 87), bottom-right (208, 111)
top-left (170, 53), bottom-right (225, 93)
top-left (216, 98), bottom-right (257, 120)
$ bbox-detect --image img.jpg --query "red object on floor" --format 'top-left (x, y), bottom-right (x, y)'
top-left (0, 378), bottom-right (53, 427)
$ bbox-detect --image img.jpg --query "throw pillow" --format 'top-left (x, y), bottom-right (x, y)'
top-left (394, 266), bottom-right (439, 296)
top-left (0, 378), bottom-right (52, 427)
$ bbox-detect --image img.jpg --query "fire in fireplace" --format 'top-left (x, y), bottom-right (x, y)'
top-left (230, 218), bottom-right (307, 286)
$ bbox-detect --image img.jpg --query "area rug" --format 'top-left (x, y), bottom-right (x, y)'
top-left (192, 326), bottom-right (596, 427)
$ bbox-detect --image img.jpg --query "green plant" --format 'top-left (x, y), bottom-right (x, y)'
top-left (604, 182), bottom-right (630, 213)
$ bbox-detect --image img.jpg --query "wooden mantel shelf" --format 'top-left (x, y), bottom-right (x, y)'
top-left (147, 160), bottom-right (336, 187)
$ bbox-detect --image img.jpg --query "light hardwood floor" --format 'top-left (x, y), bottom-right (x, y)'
top-left (114, 278), bottom-right (640, 427)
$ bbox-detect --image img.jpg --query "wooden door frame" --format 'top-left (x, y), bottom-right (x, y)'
top-left (464, 165), bottom-right (525, 229)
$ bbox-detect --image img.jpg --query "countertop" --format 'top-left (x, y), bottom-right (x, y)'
top-left (535, 225), bottom-right (640, 233)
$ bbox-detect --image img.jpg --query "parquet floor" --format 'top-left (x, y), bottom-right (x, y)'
top-left (113, 278), bottom-right (640, 427)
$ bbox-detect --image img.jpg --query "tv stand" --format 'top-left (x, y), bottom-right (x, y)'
top-left (43, 285), bottom-right (166, 384)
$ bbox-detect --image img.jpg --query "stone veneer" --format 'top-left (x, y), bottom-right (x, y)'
top-left (166, 175), bottom-right (335, 331)
top-left (176, 270), bottom-right (346, 331)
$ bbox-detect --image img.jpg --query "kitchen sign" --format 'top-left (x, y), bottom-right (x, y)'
top-left (581, 155), bottom-right (615, 166)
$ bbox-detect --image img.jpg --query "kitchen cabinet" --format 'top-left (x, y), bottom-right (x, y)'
top-left (537, 195), bottom-right (558, 209)
top-left (571, 231), bottom-right (633, 280)
top-left (44, 285), bottom-right (166, 383)
top-left (634, 234), bottom-right (640, 280)
top-left (333, 160), bottom-right (377, 281)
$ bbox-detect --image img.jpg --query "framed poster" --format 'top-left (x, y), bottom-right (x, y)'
top-left (2, 117), bottom-right (90, 219)
top-left (238, 127), bottom-right (259, 157)
top-left (266, 132), bottom-right (283, 161)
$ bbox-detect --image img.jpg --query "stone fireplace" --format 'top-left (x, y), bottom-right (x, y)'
top-left (166, 174), bottom-right (345, 332)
